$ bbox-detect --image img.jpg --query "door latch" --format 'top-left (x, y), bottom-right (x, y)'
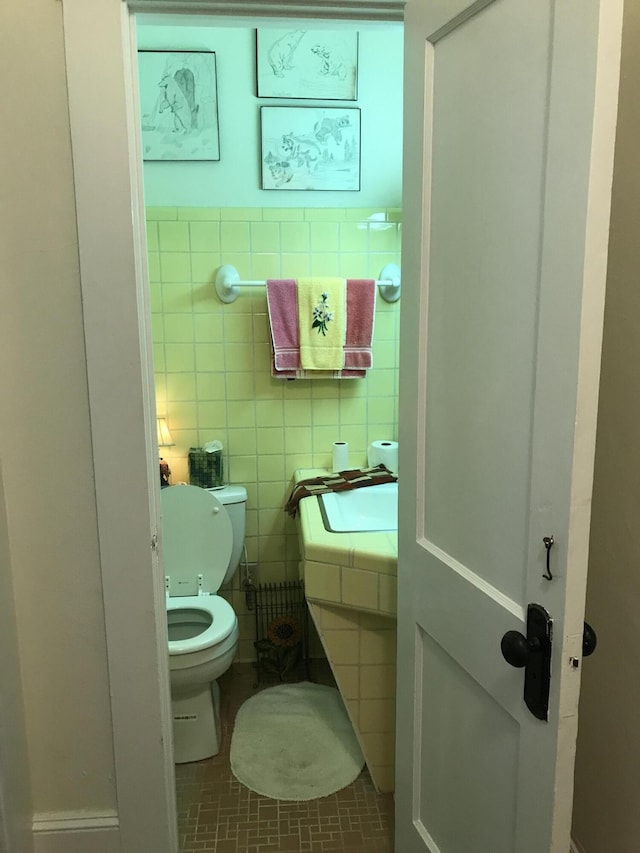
top-left (501, 603), bottom-right (552, 721)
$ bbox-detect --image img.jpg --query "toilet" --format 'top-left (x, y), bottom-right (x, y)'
top-left (161, 483), bottom-right (247, 763)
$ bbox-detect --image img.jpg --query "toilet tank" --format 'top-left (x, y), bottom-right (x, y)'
top-left (207, 485), bottom-right (247, 585)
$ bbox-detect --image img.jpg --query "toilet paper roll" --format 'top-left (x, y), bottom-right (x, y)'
top-left (332, 441), bottom-right (349, 472)
top-left (367, 440), bottom-right (398, 475)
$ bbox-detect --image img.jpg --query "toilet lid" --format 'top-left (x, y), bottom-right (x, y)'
top-left (161, 485), bottom-right (233, 593)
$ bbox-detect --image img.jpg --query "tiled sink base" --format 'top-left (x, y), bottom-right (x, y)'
top-left (307, 600), bottom-right (396, 793)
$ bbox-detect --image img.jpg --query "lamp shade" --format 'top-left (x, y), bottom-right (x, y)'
top-left (157, 417), bottom-right (175, 448)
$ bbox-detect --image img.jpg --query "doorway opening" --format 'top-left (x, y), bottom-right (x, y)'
top-left (134, 8), bottom-right (403, 851)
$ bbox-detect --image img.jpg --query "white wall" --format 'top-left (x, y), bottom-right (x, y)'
top-left (136, 17), bottom-right (403, 207)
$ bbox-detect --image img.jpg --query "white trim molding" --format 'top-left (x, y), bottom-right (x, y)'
top-left (128, 0), bottom-right (405, 20)
top-left (61, 1), bottom-right (177, 851)
top-left (33, 812), bottom-right (120, 853)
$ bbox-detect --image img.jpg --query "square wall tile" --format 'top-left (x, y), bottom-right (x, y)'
top-left (196, 402), bottom-right (227, 430)
top-left (256, 427), bottom-right (285, 455)
top-left (221, 221), bottom-right (251, 252)
top-left (229, 455), bottom-right (258, 483)
top-left (310, 222), bottom-right (340, 252)
top-left (360, 664), bottom-right (396, 699)
top-left (166, 374), bottom-right (197, 402)
top-left (223, 313), bottom-right (253, 342)
top-left (158, 221), bottom-right (190, 252)
top-left (164, 343), bottom-right (195, 372)
top-left (280, 222), bottom-right (310, 252)
top-left (162, 285), bottom-right (193, 314)
top-left (224, 342), bottom-right (255, 372)
top-left (340, 252), bottom-right (370, 279)
top-left (190, 221), bottom-right (220, 253)
top-left (359, 628), bottom-right (396, 665)
top-left (191, 253), bottom-right (221, 284)
top-left (324, 630), bottom-right (361, 665)
top-left (342, 567), bottom-right (378, 611)
top-left (251, 254), bottom-right (281, 280)
top-left (194, 314), bottom-right (223, 342)
top-left (281, 253), bottom-right (311, 276)
top-left (225, 371), bottom-right (256, 401)
top-left (164, 314), bottom-right (194, 342)
top-left (196, 373), bottom-right (226, 401)
top-left (257, 481), bottom-right (287, 509)
top-left (255, 400), bottom-right (284, 427)
top-left (359, 699), bottom-right (395, 733)
top-left (160, 253), bottom-right (191, 283)
top-left (305, 562), bottom-right (341, 604)
top-left (340, 221), bottom-right (368, 252)
top-left (257, 454), bottom-right (286, 482)
top-left (283, 427), bottom-right (313, 453)
top-left (226, 401), bottom-right (257, 426)
top-left (227, 428), bottom-right (258, 456)
top-left (195, 343), bottom-right (225, 371)
top-left (251, 221), bottom-right (280, 253)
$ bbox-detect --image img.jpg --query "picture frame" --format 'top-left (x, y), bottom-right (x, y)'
top-left (137, 50), bottom-right (220, 161)
top-left (260, 106), bottom-right (361, 192)
top-left (256, 30), bottom-right (358, 101)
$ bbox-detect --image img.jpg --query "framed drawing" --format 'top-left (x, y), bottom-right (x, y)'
top-left (256, 30), bottom-right (358, 100)
top-left (260, 106), bottom-right (361, 192)
top-left (137, 50), bottom-right (220, 161)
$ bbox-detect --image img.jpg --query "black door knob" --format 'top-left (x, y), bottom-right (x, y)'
top-left (500, 630), bottom-right (541, 668)
top-left (583, 621), bottom-right (597, 657)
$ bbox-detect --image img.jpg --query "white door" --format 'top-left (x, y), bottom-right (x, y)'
top-left (396, 1), bottom-right (623, 852)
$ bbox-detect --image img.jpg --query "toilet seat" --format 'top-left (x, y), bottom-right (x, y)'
top-left (167, 595), bottom-right (237, 656)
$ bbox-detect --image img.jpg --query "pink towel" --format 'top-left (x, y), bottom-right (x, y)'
top-left (266, 280), bottom-right (299, 371)
top-left (266, 278), bottom-right (375, 379)
top-left (344, 279), bottom-right (376, 369)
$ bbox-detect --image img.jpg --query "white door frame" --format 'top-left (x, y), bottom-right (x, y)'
top-left (62, 3), bottom-right (177, 850)
top-left (62, 0), bottom-right (404, 850)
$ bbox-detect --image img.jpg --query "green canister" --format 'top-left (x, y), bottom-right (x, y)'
top-left (188, 441), bottom-right (224, 488)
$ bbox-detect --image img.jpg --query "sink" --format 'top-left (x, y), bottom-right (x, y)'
top-left (318, 482), bottom-right (398, 533)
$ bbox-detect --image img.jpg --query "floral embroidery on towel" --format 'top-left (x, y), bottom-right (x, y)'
top-left (312, 291), bottom-right (334, 336)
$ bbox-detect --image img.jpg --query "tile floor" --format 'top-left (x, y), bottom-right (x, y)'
top-left (175, 661), bottom-right (395, 853)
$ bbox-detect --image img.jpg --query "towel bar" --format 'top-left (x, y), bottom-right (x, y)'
top-left (214, 263), bottom-right (401, 304)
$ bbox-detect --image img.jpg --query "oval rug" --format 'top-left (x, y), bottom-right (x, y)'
top-left (230, 681), bottom-right (364, 801)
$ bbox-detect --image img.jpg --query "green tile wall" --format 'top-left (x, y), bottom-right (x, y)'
top-left (149, 206), bottom-right (401, 659)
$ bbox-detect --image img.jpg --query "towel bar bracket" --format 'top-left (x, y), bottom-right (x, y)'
top-left (215, 264), bottom-right (241, 304)
top-left (378, 263), bottom-right (401, 303)
top-left (214, 263), bottom-right (401, 304)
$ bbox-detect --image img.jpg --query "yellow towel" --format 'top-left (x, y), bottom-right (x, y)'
top-left (297, 277), bottom-right (347, 370)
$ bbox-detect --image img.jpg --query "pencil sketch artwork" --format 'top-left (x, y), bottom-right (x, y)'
top-left (138, 51), bottom-right (220, 161)
top-left (261, 107), bottom-right (361, 191)
top-left (256, 30), bottom-right (358, 100)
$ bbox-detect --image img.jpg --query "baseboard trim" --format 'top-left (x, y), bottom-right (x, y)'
top-left (32, 811), bottom-right (120, 853)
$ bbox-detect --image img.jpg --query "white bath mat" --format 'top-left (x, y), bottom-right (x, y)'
top-left (230, 681), bottom-right (364, 801)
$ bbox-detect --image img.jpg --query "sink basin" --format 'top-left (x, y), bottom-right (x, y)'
top-left (318, 482), bottom-right (398, 532)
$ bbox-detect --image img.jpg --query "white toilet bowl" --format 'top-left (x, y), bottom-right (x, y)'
top-left (161, 484), bottom-right (247, 763)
